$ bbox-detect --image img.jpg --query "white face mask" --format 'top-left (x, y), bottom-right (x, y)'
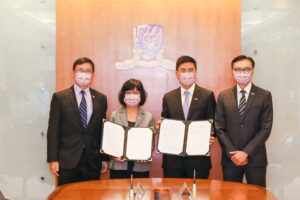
top-left (75, 72), bottom-right (92, 88)
top-left (179, 72), bottom-right (195, 86)
top-left (234, 72), bottom-right (252, 85)
top-left (124, 94), bottom-right (140, 107)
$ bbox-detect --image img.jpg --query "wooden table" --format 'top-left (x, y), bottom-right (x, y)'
top-left (47, 178), bottom-right (277, 200)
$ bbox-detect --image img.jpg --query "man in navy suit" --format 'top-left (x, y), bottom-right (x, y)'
top-left (214, 55), bottom-right (273, 187)
top-left (47, 57), bottom-right (108, 186)
top-left (160, 55), bottom-right (216, 178)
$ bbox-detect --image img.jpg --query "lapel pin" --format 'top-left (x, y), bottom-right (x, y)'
top-left (92, 95), bottom-right (95, 98)
top-left (250, 93), bottom-right (255, 95)
top-left (194, 98), bottom-right (198, 101)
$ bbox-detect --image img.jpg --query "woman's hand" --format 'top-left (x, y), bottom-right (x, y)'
top-left (155, 120), bottom-right (162, 132)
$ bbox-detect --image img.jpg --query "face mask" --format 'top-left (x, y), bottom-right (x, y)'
top-left (75, 72), bottom-right (92, 87)
top-left (124, 94), bottom-right (140, 107)
top-left (234, 72), bottom-right (252, 85)
top-left (179, 72), bottom-right (195, 86)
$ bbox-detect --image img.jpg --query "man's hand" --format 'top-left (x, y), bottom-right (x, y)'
top-left (155, 120), bottom-right (162, 132)
top-left (49, 161), bottom-right (59, 176)
top-left (101, 161), bottom-right (108, 173)
top-left (230, 151), bottom-right (248, 166)
top-left (209, 136), bottom-right (215, 146)
top-left (113, 157), bottom-right (126, 162)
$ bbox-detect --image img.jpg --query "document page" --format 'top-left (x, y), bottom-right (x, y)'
top-left (158, 119), bottom-right (185, 155)
top-left (126, 128), bottom-right (153, 160)
top-left (101, 121), bottom-right (125, 158)
top-left (186, 120), bottom-right (211, 155)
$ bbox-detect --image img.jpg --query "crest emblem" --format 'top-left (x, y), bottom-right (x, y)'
top-left (134, 24), bottom-right (163, 60)
top-left (115, 24), bottom-right (175, 70)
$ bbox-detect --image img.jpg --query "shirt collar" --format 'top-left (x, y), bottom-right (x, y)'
top-left (237, 82), bottom-right (252, 94)
top-left (181, 83), bottom-right (195, 96)
top-left (74, 83), bottom-right (90, 95)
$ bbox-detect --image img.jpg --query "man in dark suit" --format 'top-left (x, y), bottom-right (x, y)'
top-left (159, 55), bottom-right (216, 178)
top-left (47, 57), bottom-right (108, 186)
top-left (214, 55), bottom-right (273, 187)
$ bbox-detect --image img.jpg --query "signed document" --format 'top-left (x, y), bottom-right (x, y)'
top-left (157, 119), bottom-right (211, 156)
top-left (101, 120), bottom-right (154, 160)
top-left (101, 121), bottom-right (125, 158)
top-left (186, 120), bottom-right (211, 156)
top-left (126, 128), bottom-right (153, 160)
top-left (157, 119), bottom-right (186, 155)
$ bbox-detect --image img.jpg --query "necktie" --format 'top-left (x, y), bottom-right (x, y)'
top-left (238, 90), bottom-right (246, 118)
top-left (183, 91), bottom-right (190, 120)
top-left (79, 90), bottom-right (88, 128)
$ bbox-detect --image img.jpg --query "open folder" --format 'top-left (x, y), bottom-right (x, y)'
top-left (157, 119), bottom-right (212, 156)
top-left (100, 120), bottom-right (155, 161)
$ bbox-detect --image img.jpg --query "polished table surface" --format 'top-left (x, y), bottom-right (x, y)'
top-left (47, 178), bottom-right (278, 200)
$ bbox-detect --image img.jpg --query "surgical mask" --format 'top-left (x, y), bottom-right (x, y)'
top-left (124, 94), bottom-right (140, 107)
top-left (75, 72), bottom-right (92, 87)
top-left (234, 72), bottom-right (252, 85)
top-left (179, 72), bottom-right (195, 86)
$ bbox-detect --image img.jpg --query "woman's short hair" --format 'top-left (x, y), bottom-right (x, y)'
top-left (119, 79), bottom-right (147, 106)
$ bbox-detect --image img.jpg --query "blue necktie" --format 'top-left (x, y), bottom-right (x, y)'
top-left (238, 90), bottom-right (246, 119)
top-left (183, 91), bottom-right (190, 120)
top-left (79, 90), bottom-right (88, 128)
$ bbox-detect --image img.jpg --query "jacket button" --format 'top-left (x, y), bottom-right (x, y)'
top-left (240, 124), bottom-right (243, 128)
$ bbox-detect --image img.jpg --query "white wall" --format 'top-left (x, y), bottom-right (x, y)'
top-left (242, 0), bottom-right (300, 199)
top-left (0, 0), bottom-right (55, 199)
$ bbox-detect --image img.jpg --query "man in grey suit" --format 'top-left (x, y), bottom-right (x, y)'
top-left (47, 57), bottom-right (108, 186)
top-left (214, 55), bottom-right (273, 187)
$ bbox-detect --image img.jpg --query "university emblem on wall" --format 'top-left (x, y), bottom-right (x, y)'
top-left (115, 24), bottom-right (175, 70)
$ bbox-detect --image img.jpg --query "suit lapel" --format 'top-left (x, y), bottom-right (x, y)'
top-left (87, 88), bottom-right (98, 129)
top-left (69, 86), bottom-right (85, 130)
top-left (174, 88), bottom-right (185, 119)
top-left (187, 85), bottom-right (200, 119)
top-left (230, 85), bottom-right (241, 123)
top-left (87, 89), bottom-right (97, 128)
top-left (118, 107), bottom-right (128, 127)
top-left (240, 84), bottom-right (257, 123)
top-left (134, 108), bottom-right (144, 127)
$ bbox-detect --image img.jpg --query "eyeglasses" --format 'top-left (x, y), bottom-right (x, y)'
top-left (75, 69), bottom-right (93, 73)
top-left (233, 67), bottom-right (252, 74)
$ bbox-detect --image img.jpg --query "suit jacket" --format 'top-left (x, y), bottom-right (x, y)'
top-left (214, 84), bottom-right (273, 167)
top-left (108, 107), bottom-right (155, 172)
top-left (161, 84), bottom-right (216, 170)
top-left (47, 85), bottom-right (108, 170)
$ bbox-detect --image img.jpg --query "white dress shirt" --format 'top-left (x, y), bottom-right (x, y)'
top-left (181, 83), bottom-right (195, 108)
top-left (74, 83), bottom-right (93, 124)
top-left (237, 82), bottom-right (252, 105)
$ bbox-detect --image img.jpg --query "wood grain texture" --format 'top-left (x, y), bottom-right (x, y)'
top-left (47, 178), bottom-right (277, 200)
top-left (56, 0), bottom-right (241, 179)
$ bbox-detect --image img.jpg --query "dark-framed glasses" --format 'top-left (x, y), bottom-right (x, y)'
top-left (233, 67), bottom-right (252, 74)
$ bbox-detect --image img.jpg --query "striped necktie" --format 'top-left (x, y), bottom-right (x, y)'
top-left (238, 90), bottom-right (246, 118)
top-left (79, 90), bottom-right (88, 128)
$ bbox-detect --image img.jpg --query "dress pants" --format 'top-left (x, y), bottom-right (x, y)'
top-left (58, 149), bottom-right (100, 186)
top-left (222, 165), bottom-right (266, 187)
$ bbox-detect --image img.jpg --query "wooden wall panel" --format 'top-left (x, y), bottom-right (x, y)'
top-left (56, 0), bottom-right (241, 179)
